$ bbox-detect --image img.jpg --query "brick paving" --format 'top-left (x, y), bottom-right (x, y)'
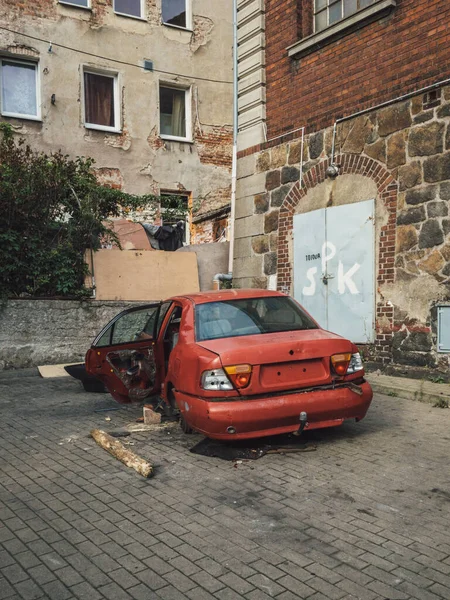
top-left (1, 372), bottom-right (450, 600)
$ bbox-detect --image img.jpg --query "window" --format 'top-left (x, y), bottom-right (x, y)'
top-left (83, 70), bottom-right (120, 132)
top-left (114, 0), bottom-right (144, 19)
top-left (0, 59), bottom-right (40, 120)
top-left (160, 192), bottom-right (190, 244)
top-left (59, 0), bottom-right (90, 8)
top-left (314, 0), bottom-right (375, 32)
top-left (162, 0), bottom-right (191, 29)
top-left (195, 297), bottom-right (318, 342)
top-left (159, 85), bottom-right (191, 140)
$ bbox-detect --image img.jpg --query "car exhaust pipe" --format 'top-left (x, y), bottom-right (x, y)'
top-left (227, 426), bottom-right (236, 434)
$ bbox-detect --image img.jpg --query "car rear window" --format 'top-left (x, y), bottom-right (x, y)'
top-left (195, 296), bottom-right (318, 341)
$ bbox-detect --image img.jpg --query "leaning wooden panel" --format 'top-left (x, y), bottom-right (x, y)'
top-left (90, 249), bottom-right (200, 300)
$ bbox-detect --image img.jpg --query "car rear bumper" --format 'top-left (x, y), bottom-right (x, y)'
top-left (175, 380), bottom-right (373, 440)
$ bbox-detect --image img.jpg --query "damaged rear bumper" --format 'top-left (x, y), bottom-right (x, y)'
top-left (175, 380), bottom-right (373, 440)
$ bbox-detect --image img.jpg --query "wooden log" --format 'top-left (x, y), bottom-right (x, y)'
top-left (90, 429), bottom-right (154, 478)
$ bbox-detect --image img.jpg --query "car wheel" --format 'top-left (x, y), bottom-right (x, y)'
top-left (179, 413), bottom-right (193, 434)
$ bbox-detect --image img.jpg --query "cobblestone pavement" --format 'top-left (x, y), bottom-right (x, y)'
top-left (1, 372), bottom-right (450, 600)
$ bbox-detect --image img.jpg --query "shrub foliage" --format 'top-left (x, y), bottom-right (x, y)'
top-left (0, 123), bottom-right (183, 298)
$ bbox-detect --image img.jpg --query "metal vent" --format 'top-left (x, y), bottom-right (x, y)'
top-left (143, 60), bottom-right (154, 72)
top-left (437, 305), bottom-right (450, 352)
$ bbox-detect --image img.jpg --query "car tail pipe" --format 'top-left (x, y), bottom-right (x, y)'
top-left (213, 272), bottom-right (233, 290)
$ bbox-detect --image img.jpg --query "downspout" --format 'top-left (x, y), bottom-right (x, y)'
top-left (213, 272), bottom-right (233, 290)
top-left (214, 0), bottom-right (237, 291)
top-left (228, 0), bottom-right (238, 276)
top-left (329, 76), bottom-right (450, 175)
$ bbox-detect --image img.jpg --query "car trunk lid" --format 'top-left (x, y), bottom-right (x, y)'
top-left (198, 329), bottom-right (353, 394)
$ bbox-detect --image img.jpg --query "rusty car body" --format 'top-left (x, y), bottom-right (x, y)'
top-left (85, 290), bottom-right (373, 440)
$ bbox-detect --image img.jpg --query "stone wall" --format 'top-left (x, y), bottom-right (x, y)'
top-left (0, 300), bottom-right (141, 370)
top-left (234, 86), bottom-right (450, 372)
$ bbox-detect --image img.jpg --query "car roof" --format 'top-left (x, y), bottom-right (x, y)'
top-left (171, 289), bottom-right (286, 305)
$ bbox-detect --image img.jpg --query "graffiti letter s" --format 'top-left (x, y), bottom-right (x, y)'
top-left (303, 267), bottom-right (317, 296)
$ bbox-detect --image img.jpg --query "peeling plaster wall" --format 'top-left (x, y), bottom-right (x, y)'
top-left (0, 0), bottom-right (232, 219)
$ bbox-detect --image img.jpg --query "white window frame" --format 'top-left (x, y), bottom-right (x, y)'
top-left (314, 0), bottom-right (376, 33)
top-left (161, 0), bottom-right (192, 31)
top-left (82, 68), bottom-right (121, 133)
top-left (0, 57), bottom-right (41, 121)
top-left (159, 84), bottom-right (192, 142)
top-left (59, 0), bottom-right (91, 9)
top-left (113, 0), bottom-right (146, 20)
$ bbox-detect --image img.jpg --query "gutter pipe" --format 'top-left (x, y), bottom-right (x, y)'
top-left (213, 272), bottom-right (233, 291)
top-left (330, 76), bottom-right (450, 171)
top-left (214, 0), bottom-right (237, 290)
top-left (228, 0), bottom-right (238, 276)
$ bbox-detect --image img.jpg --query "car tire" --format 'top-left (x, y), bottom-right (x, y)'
top-left (179, 413), bottom-right (193, 434)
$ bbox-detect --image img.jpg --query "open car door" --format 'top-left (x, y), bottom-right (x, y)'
top-left (85, 303), bottom-right (163, 403)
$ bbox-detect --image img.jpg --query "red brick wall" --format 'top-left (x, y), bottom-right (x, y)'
top-left (266, 0), bottom-right (450, 137)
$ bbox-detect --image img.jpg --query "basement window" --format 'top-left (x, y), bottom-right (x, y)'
top-left (159, 85), bottom-right (191, 141)
top-left (162, 0), bottom-right (191, 30)
top-left (83, 69), bottom-right (120, 133)
top-left (0, 58), bottom-right (40, 120)
top-left (114, 0), bottom-right (144, 19)
top-left (59, 0), bottom-right (90, 8)
top-left (288, 0), bottom-right (396, 59)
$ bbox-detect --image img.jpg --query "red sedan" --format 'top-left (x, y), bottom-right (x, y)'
top-left (85, 290), bottom-right (373, 440)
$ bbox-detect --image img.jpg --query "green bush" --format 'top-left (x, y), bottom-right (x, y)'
top-left (0, 123), bottom-right (185, 298)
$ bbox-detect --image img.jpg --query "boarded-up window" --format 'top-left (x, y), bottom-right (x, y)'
top-left (84, 71), bottom-right (117, 130)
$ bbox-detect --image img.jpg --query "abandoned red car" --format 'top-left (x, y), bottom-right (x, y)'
top-left (85, 290), bottom-right (373, 440)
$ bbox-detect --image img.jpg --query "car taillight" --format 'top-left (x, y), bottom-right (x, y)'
top-left (331, 353), bottom-right (352, 376)
top-left (201, 369), bottom-right (233, 391)
top-left (224, 364), bottom-right (252, 389)
top-left (347, 352), bottom-right (364, 374)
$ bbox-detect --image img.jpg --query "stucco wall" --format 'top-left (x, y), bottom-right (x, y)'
top-left (0, 299), bottom-right (142, 369)
top-left (0, 0), bottom-right (232, 220)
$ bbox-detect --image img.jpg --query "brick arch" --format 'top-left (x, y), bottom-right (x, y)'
top-left (277, 153), bottom-right (398, 361)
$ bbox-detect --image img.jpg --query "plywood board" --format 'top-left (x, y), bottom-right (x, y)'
top-left (92, 250), bottom-right (199, 301)
top-left (38, 363), bottom-right (72, 378)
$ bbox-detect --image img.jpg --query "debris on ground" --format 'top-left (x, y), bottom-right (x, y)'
top-left (90, 429), bottom-right (154, 478)
top-left (143, 405), bottom-right (162, 425)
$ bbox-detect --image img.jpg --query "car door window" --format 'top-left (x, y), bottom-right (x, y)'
top-left (94, 306), bottom-right (160, 347)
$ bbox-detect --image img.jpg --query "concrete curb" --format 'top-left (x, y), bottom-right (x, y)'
top-left (366, 373), bottom-right (450, 406)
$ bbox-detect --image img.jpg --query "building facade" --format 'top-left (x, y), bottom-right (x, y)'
top-left (0, 0), bottom-right (233, 243)
top-left (235, 0), bottom-right (450, 372)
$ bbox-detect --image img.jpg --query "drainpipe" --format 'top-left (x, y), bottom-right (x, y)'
top-left (213, 272), bottom-right (233, 291)
top-left (213, 0), bottom-right (237, 291)
top-left (228, 0), bottom-right (238, 276)
top-left (329, 76), bottom-right (450, 176)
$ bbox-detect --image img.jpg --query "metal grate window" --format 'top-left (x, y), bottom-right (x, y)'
top-left (314, 0), bottom-right (376, 32)
top-left (437, 305), bottom-right (450, 353)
